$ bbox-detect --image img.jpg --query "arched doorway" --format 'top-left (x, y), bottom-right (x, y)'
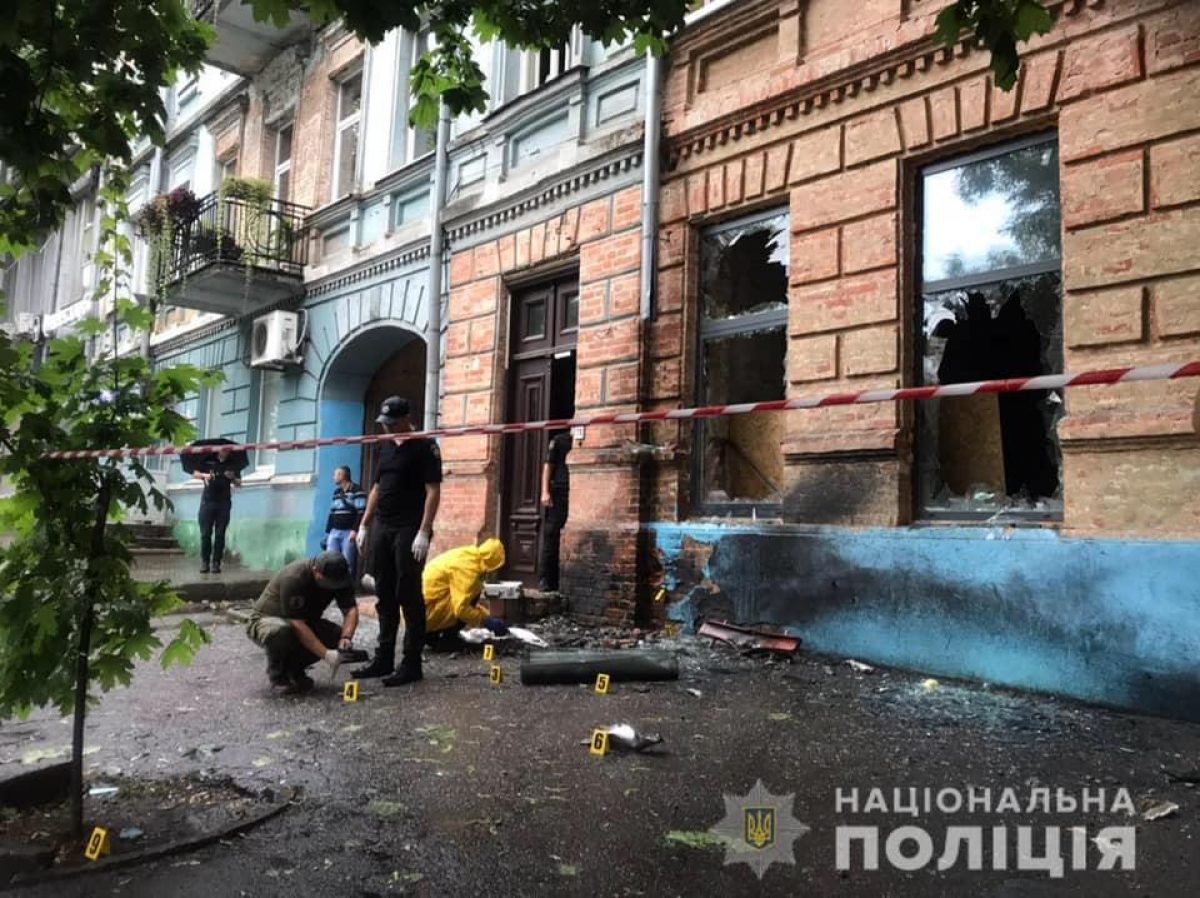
top-left (306, 324), bottom-right (426, 555)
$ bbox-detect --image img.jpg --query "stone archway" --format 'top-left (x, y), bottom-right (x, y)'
top-left (305, 323), bottom-right (427, 555)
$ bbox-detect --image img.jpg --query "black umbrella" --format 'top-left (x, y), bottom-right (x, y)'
top-left (179, 437), bottom-right (250, 475)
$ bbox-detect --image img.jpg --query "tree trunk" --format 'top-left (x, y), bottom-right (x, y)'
top-left (70, 479), bottom-right (113, 839)
top-left (519, 649), bottom-right (680, 685)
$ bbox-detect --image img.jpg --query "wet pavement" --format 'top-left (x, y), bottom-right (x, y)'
top-left (2, 611), bottom-right (1200, 897)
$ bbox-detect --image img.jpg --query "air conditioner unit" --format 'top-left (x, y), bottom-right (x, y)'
top-left (250, 310), bottom-right (302, 368)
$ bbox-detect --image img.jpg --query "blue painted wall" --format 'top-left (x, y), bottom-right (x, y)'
top-left (154, 255), bottom-right (431, 569)
top-left (651, 523), bottom-right (1200, 721)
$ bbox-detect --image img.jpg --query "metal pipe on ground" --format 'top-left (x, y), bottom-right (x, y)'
top-left (519, 649), bottom-right (679, 685)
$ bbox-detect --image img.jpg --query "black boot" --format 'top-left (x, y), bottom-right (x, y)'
top-left (212, 560), bottom-right (222, 574)
top-left (200, 561), bottom-right (210, 574)
top-left (382, 660), bottom-right (422, 687)
top-left (354, 643), bottom-right (395, 678)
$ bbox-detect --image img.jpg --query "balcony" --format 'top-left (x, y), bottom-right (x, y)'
top-left (192, 0), bottom-right (312, 76)
top-left (147, 192), bottom-right (309, 317)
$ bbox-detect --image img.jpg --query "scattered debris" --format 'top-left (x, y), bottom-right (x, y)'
top-left (88, 784), bottom-right (120, 797)
top-left (265, 730), bottom-right (291, 741)
top-left (767, 712), bottom-right (793, 722)
top-left (664, 830), bottom-right (727, 851)
top-left (415, 725), bottom-right (456, 754)
top-left (182, 744), bottom-right (224, 760)
top-left (251, 757), bottom-right (273, 769)
top-left (697, 620), bottom-right (799, 654)
top-left (685, 688), bottom-right (703, 698)
top-left (578, 724), bottom-right (664, 752)
top-left (558, 863), bottom-right (579, 877)
top-left (1165, 768), bottom-right (1200, 784)
top-left (1142, 800), bottom-right (1180, 822)
top-left (921, 678), bottom-right (940, 692)
top-left (846, 660), bottom-right (875, 674)
top-left (368, 800), bottom-right (406, 819)
top-left (118, 826), bottom-right (144, 841)
top-left (21, 746), bottom-right (98, 765)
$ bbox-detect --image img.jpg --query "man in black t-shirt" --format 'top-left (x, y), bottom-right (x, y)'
top-left (539, 431), bottom-right (572, 592)
top-left (353, 396), bottom-right (442, 686)
top-left (193, 446), bottom-right (241, 574)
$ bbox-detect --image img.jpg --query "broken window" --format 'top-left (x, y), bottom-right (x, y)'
top-left (696, 209), bottom-right (789, 511)
top-left (917, 134), bottom-right (1064, 519)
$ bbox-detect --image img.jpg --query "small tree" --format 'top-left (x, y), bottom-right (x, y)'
top-left (0, 169), bottom-right (215, 839)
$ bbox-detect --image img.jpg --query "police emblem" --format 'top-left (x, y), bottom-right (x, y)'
top-left (710, 780), bottom-right (809, 879)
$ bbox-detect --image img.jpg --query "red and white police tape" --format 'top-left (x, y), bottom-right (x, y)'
top-left (44, 360), bottom-right (1200, 461)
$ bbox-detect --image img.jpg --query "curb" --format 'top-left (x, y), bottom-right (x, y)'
top-left (2, 801), bottom-right (289, 891)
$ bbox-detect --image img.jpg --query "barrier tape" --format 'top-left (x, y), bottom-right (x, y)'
top-left (44, 361), bottom-right (1200, 461)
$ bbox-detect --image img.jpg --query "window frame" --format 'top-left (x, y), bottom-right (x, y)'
top-left (913, 130), bottom-right (1064, 523)
top-left (692, 207), bottom-right (791, 519)
top-left (273, 123), bottom-right (293, 202)
top-left (253, 369), bottom-right (284, 474)
top-left (332, 69), bottom-right (363, 201)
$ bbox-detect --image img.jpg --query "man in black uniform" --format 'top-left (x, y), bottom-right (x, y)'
top-left (245, 550), bottom-right (358, 694)
top-left (538, 431), bottom-right (572, 592)
top-left (354, 396), bottom-right (442, 686)
top-left (193, 446), bottom-right (241, 573)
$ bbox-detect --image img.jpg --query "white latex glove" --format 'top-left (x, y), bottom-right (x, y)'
top-left (355, 526), bottom-right (369, 552)
top-left (321, 649), bottom-right (341, 677)
top-left (411, 530), bottom-right (431, 562)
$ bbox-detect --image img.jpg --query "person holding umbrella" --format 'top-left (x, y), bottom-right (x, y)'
top-left (185, 439), bottom-right (249, 574)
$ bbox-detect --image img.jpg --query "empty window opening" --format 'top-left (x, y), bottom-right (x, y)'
top-left (917, 135), bottom-right (1063, 519)
top-left (696, 209), bottom-right (789, 511)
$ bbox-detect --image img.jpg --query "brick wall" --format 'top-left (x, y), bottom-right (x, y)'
top-left (438, 185), bottom-right (649, 620)
top-left (652, 0), bottom-right (1200, 536)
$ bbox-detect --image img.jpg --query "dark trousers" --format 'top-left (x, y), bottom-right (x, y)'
top-left (199, 501), bottom-right (231, 564)
top-left (539, 492), bottom-right (569, 591)
top-left (372, 522), bottom-right (426, 668)
top-left (261, 618), bottom-right (342, 682)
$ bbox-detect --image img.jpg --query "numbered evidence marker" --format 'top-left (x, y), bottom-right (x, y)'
top-left (482, 643), bottom-right (495, 662)
top-left (489, 665), bottom-right (503, 686)
top-left (589, 728), bottom-right (610, 757)
top-left (343, 680), bottom-right (360, 703)
top-left (85, 826), bottom-right (111, 861)
top-left (594, 673), bottom-right (611, 695)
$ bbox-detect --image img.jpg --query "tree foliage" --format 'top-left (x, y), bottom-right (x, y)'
top-left (0, 0), bottom-right (211, 256)
top-left (0, 167), bottom-right (215, 833)
top-left (1, 0), bottom-right (1051, 256)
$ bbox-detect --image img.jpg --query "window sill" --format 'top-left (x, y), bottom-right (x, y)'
top-left (166, 471), bottom-right (314, 492)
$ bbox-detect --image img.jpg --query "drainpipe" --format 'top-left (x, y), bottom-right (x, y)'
top-left (423, 102), bottom-right (451, 430)
top-left (141, 147), bottom-right (165, 361)
top-left (639, 50), bottom-right (662, 322)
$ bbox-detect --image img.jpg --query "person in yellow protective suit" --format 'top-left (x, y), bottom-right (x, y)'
top-left (422, 538), bottom-right (510, 649)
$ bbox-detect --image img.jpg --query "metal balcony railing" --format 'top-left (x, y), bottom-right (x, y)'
top-left (191, 0), bottom-right (215, 20)
top-left (152, 192), bottom-right (309, 289)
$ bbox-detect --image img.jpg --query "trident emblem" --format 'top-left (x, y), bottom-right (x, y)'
top-left (745, 807), bottom-right (775, 849)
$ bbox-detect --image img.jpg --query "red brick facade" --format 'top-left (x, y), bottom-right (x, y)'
top-left (439, 0), bottom-right (1200, 624)
top-left (438, 186), bottom-right (649, 622)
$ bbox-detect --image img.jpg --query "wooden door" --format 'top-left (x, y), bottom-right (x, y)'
top-left (501, 278), bottom-right (577, 584)
top-left (501, 357), bottom-right (551, 578)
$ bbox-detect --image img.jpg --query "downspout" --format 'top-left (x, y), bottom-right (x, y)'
top-left (639, 50), bottom-right (662, 322)
top-left (141, 147), bottom-right (165, 361)
top-left (423, 102), bottom-right (451, 430)
top-left (634, 49), bottom-right (663, 626)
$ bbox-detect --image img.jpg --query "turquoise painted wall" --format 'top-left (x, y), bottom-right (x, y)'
top-left (651, 523), bottom-right (1200, 721)
top-left (155, 256), bottom-right (431, 569)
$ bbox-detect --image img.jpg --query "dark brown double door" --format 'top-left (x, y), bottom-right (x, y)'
top-left (501, 278), bottom-right (578, 584)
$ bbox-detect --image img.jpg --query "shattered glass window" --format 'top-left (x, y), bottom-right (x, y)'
top-left (699, 210), bottom-right (789, 320)
top-left (696, 209), bottom-right (789, 512)
top-left (917, 135), bottom-right (1064, 520)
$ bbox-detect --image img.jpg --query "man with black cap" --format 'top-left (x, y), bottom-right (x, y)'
top-left (245, 551), bottom-right (359, 694)
top-left (353, 396), bottom-right (442, 686)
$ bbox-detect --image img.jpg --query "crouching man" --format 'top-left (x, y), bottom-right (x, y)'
top-left (423, 538), bottom-right (510, 650)
top-left (246, 551), bottom-right (359, 694)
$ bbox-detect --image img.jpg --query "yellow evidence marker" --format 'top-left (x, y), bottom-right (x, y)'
top-left (594, 673), bottom-right (611, 695)
top-left (85, 826), bottom-right (111, 861)
top-left (482, 643), bottom-right (495, 662)
top-left (342, 680), bottom-right (360, 703)
top-left (589, 728), bottom-right (610, 756)
top-left (489, 665), bottom-right (503, 686)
